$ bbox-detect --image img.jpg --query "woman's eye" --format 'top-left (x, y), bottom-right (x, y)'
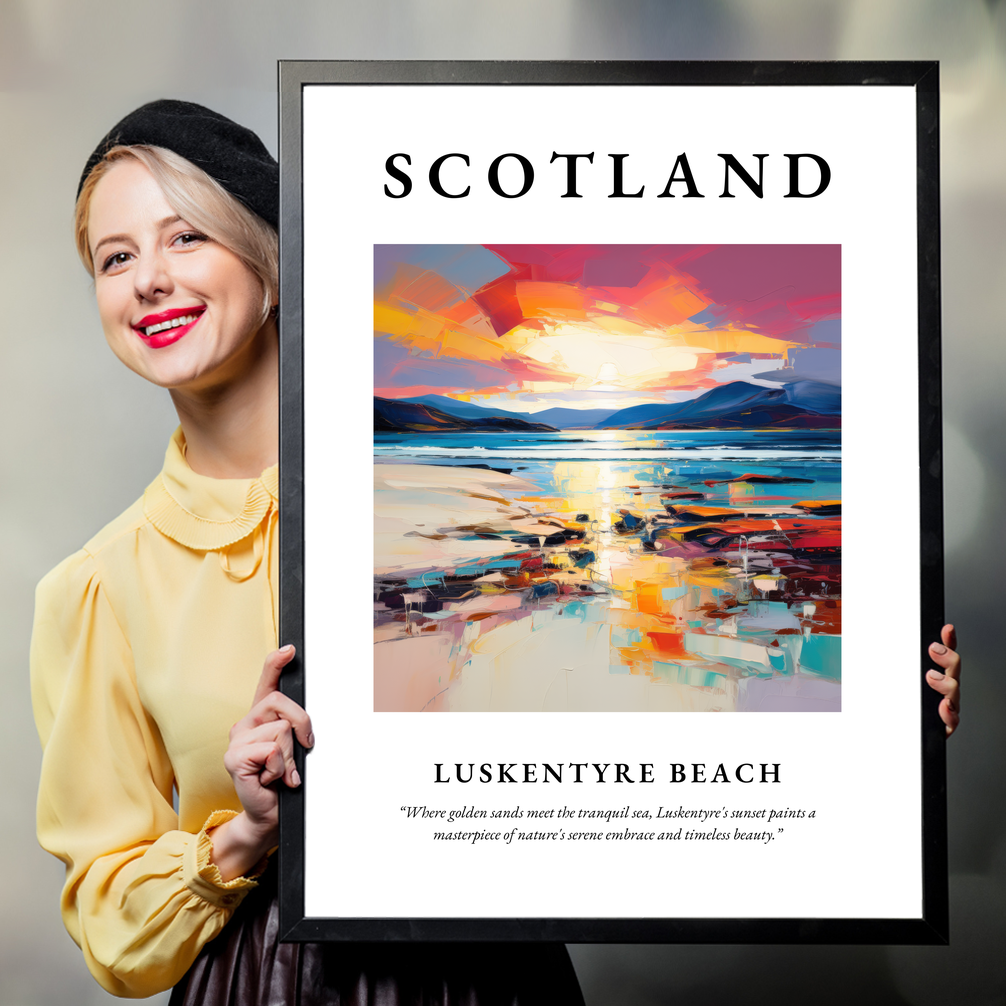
top-left (173, 231), bottom-right (207, 248)
top-left (101, 251), bottom-right (132, 273)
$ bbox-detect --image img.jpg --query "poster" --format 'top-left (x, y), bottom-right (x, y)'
top-left (278, 62), bottom-right (945, 942)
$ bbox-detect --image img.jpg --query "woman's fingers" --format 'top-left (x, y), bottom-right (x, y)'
top-left (940, 697), bottom-right (960, 736)
top-left (941, 623), bottom-right (958, 653)
top-left (224, 645), bottom-right (311, 811)
top-left (927, 623), bottom-right (961, 737)
top-left (259, 742), bottom-right (289, 787)
top-left (230, 719), bottom-right (301, 788)
top-left (252, 644), bottom-right (296, 707)
top-left (219, 646), bottom-right (309, 844)
top-left (928, 647), bottom-right (961, 681)
top-left (224, 737), bottom-right (287, 787)
top-left (240, 644), bottom-right (314, 749)
top-left (926, 667), bottom-right (959, 704)
top-left (232, 689), bottom-right (313, 750)
top-left (924, 678), bottom-right (960, 736)
top-left (253, 691), bottom-right (313, 748)
top-left (928, 633), bottom-right (961, 684)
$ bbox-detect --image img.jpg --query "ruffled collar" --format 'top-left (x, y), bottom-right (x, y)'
top-left (143, 428), bottom-right (278, 551)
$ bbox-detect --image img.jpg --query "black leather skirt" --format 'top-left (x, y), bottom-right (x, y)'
top-left (169, 869), bottom-right (585, 1006)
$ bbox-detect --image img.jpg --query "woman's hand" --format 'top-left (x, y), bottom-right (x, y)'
top-left (209, 645), bottom-right (314, 881)
top-left (926, 624), bottom-right (961, 737)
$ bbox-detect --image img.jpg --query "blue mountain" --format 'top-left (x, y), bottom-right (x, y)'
top-left (402, 395), bottom-right (618, 430)
top-left (516, 406), bottom-right (620, 428)
top-left (393, 381), bottom-right (840, 432)
top-left (375, 397), bottom-right (557, 432)
top-left (599, 380), bottom-right (840, 430)
top-left (402, 395), bottom-right (509, 420)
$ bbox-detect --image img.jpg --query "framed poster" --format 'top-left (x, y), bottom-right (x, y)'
top-left (277, 61), bottom-right (946, 943)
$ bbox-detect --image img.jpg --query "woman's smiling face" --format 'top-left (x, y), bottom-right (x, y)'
top-left (88, 158), bottom-right (269, 392)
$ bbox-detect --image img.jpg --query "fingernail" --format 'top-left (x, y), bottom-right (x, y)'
top-left (307, 732), bottom-right (315, 748)
top-left (927, 669), bottom-right (944, 679)
top-left (280, 644), bottom-right (295, 654)
top-left (931, 643), bottom-right (947, 655)
top-left (292, 768), bottom-right (301, 787)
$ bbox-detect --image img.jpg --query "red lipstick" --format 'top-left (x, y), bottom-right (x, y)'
top-left (132, 306), bottom-right (205, 349)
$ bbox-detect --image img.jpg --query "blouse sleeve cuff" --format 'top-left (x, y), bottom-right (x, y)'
top-left (182, 810), bottom-right (269, 909)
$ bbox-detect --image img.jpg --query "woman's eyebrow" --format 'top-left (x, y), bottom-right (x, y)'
top-left (92, 232), bottom-right (133, 256)
top-left (92, 216), bottom-right (184, 257)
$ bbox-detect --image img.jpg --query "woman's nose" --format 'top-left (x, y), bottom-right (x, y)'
top-left (133, 249), bottom-right (173, 302)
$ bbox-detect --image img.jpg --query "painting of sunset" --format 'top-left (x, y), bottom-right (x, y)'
top-left (373, 245), bottom-right (841, 713)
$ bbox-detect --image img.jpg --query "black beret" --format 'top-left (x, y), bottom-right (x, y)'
top-left (77, 99), bottom-right (278, 228)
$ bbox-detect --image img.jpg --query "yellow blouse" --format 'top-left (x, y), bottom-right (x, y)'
top-left (31, 429), bottom-right (279, 998)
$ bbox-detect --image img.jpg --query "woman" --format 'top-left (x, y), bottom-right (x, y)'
top-left (33, 98), bottom-right (963, 1003)
top-left (31, 100), bottom-right (586, 1003)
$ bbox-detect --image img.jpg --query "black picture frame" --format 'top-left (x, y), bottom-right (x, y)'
top-left (277, 60), bottom-right (945, 944)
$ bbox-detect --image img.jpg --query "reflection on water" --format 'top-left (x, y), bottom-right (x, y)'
top-left (374, 430), bottom-right (841, 713)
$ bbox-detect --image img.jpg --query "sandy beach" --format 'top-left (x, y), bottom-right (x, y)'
top-left (374, 453), bottom-right (842, 713)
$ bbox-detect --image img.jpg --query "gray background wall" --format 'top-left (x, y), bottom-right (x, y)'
top-left (1, 2), bottom-right (1003, 1003)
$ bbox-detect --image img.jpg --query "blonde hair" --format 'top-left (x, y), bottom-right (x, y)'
top-left (75, 145), bottom-right (278, 323)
